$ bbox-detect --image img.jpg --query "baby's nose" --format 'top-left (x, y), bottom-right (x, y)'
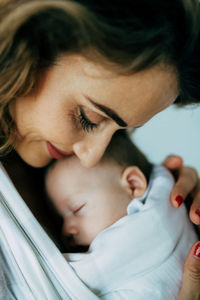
top-left (62, 219), bottom-right (79, 236)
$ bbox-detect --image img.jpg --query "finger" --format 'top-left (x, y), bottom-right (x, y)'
top-left (170, 167), bottom-right (198, 208)
top-left (177, 241), bottom-right (200, 300)
top-left (163, 155), bottom-right (183, 170)
top-left (189, 180), bottom-right (200, 226)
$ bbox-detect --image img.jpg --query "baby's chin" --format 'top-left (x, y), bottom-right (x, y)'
top-left (69, 245), bottom-right (89, 253)
top-left (62, 235), bottom-right (89, 253)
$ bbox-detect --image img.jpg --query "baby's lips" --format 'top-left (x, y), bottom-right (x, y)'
top-left (62, 234), bottom-right (88, 253)
top-left (62, 234), bottom-right (77, 251)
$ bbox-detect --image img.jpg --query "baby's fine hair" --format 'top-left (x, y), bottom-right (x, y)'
top-left (102, 130), bottom-right (153, 182)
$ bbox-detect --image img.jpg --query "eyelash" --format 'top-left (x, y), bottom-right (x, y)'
top-left (78, 108), bottom-right (98, 132)
top-left (73, 204), bottom-right (85, 215)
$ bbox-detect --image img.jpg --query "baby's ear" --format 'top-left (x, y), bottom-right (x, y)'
top-left (121, 166), bottom-right (147, 198)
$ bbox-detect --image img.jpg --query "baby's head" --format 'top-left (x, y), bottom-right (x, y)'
top-left (45, 130), bottom-right (152, 248)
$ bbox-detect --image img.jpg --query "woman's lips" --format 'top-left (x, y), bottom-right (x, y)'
top-left (46, 141), bottom-right (72, 160)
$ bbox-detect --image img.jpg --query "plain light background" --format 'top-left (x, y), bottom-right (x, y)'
top-left (133, 104), bottom-right (200, 175)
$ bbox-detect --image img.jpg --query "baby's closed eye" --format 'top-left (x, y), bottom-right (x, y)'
top-left (73, 203), bottom-right (86, 216)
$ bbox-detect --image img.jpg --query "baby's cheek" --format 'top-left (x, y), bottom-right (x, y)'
top-left (80, 217), bottom-right (103, 244)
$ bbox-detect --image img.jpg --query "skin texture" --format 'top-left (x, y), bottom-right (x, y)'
top-left (45, 156), bottom-right (147, 246)
top-left (9, 54), bottom-right (178, 168)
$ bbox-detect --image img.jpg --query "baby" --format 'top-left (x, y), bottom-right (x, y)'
top-left (45, 130), bottom-right (197, 300)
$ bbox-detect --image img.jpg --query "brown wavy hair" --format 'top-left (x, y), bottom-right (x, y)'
top-left (0, 0), bottom-right (200, 154)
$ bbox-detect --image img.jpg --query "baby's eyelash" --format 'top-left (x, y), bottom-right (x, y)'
top-left (73, 204), bottom-right (85, 215)
top-left (78, 108), bottom-right (98, 132)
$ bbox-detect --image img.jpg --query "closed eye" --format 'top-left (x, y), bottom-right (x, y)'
top-left (79, 107), bottom-right (98, 132)
top-left (73, 203), bottom-right (85, 215)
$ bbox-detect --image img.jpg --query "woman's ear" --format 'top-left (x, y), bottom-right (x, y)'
top-left (121, 166), bottom-right (147, 198)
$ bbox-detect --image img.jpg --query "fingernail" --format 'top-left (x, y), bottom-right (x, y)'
top-left (175, 195), bottom-right (184, 207)
top-left (195, 209), bottom-right (200, 219)
top-left (194, 242), bottom-right (200, 259)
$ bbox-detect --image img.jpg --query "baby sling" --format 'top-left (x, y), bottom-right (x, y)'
top-left (0, 164), bottom-right (98, 300)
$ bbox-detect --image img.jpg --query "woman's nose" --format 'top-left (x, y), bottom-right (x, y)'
top-left (72, 132), bottom-right (113, 168)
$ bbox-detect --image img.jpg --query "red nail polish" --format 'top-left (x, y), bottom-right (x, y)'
top-left (195, 209), bottom-right (200, 218)
top-left (194, 242), bottom-right (200, 258)
top-left (175, 195), bottom-right (183, 207)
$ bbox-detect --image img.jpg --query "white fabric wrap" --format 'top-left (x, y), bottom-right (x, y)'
top-left (67, 165), bottom-right (198, 300)
top-left (0, 163), bottom-right (98, 300)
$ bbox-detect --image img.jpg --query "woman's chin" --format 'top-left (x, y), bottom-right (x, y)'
top-left (16, 148), bottom-right (52, 168)
top-left (22, 155), bottom-right (52, 168)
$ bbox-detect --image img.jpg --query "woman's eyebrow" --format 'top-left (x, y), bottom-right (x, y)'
top-left (85, 95), bottom-right (127, 127)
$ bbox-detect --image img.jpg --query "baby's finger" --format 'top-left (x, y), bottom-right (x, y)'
top-left (170, 167), bottom-right (198, 208)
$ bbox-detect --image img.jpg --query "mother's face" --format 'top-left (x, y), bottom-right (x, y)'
top-left (10, 55), bottom-right (178, 168)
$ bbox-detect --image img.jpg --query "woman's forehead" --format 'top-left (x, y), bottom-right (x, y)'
top-left (69, 57), bottom-right (179, 127)
top-left (44, 54), bottom-right (179, 128)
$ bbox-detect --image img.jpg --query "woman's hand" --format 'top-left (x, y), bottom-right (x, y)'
top-left (163, 155), bottom-right (200, 228)
top-left (177, 241), bottom-right (200, 300)
top-left (163, 155), bottom-right (200, 300)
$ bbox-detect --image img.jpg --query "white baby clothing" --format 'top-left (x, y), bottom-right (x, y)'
top-left (65, 165), bottom-right (198, 300)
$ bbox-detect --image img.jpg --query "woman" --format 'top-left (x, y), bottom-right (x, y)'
top-left (0, 0), bottom-right (200, 298)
